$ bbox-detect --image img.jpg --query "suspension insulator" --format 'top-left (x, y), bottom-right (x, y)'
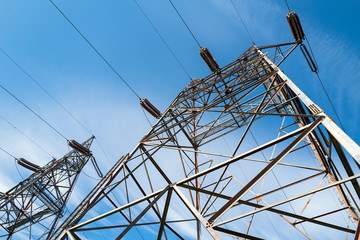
top-left (200, 47), bottom-right (220, 72)
top-left (17, 158), bottom-right (40, 172)
top-left (286, 11), bottom-right (305, 43)
top-left (300, 44), bottom-right (318, 73)
top-left (68, 140), bottom-right (91, 155)
top-left (140, 98), bottom-right (162, 119)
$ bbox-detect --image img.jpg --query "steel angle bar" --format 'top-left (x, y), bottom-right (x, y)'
top-left (141, 143), bottom-right (232, 159)
top-left (258, 81), bottom-right (287, 112)
top-left (323, 117), bottom-right (360, 163)
top-left (173, 185), bottom-right (221, 240)
top-left (123, 165), bottom-right (185, 240)
top-left (293, 207), bottom-right (348, 225)
top-left (216, 172), bottom-right (360, 227)
top-left (157, 189), bottom-right (173, 240)
top-left (66, 230), bottom-right (81, 240)
top-left (245, 171), bottom-right (326, 202)
top-left (69, 187), bottom-right (166, 231)
top-left (240, 157), bottom-right (324, 172)
top-left (257, 42), bottom-right (297, 50)
top-left (232, 72), bottom-right (278, 157)
top-left (329, 133), bottom-right (360, 201)
top-left (140, 146), bottom-right (172, 184)
top-left (179, 184), bottom-right (354, 233)
top-left (260, 52), bottom-right (321, 111)
top-left (177, 121), bottom-right (314, 187)
top-left (354, 220), bottom-right (360, 240)
top-left (209, 117), bottom-right (323, 224)
top-left (213, 226), bottom-right (264, 240)
top-left (115, 186), bottom-right (170, 240)
top-left (274, 43), bottom-right (299, 67)
top-left (262, 49), bottom-right (360, 162)
top-left (223, 110), bottom-right (317, 119)
top-left (72, 219), bottom-right (196, 232)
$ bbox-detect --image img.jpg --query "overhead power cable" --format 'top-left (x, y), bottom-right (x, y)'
top-left (0, 145), bottom-right (16, 159)
top-left (49, 0), bottom-right (140, 99)
top-left (0, 84), bottom-right (68, 141)
top-left (0, 146), bottom-right (24, 179)
top-left (229, 0), bottom-right (255, 45)
top-left (284, 0), bottom-right (291, 11)
top-left (132, 0), bottom-right (192, 80)
top-left (0, 47), bottom-right (117, 168)
top-left (0, 48), bottom-right (93, 136)
top-left (168, 0), bottom-right (202, 48)
top-left (302, 37), bottom-right (345, 131)
top-left (0, 115), bottom-right (54, 158)
top-left (315, 72), bottom-right (346, 131)
top-left (303, 30), bottom-right (346, 131)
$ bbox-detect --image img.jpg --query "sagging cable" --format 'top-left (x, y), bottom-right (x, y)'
top-left (90, 156), bottom-right (103, 178)
top-left (300, 44), bottom-right (318, 73)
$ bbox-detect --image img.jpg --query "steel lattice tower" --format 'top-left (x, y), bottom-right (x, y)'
top-left (0, 136), bottom-right (95, 239)
top-left (51, 45), bottom-right (360, 239)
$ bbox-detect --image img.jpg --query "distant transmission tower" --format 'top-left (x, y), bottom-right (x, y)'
top-left (0, 136), bottom-right (95, 239)
top-left (50, 44), bottom-right (360, 239)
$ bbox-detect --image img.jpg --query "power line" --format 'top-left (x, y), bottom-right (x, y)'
top-left (302, 37), bottom-right (346, 131)
top-left (284, 0), bottom-right (291, 11)
top-left (0, 83), bottom-right (68, 141)
top-left (168, 0), bottom-right (202, 48)
top-left (0, 145), bottom-right (16, 159)
top-left (0, 146), bottom-right (24, 179)
top-left (0, 47), bottom-right (94, 136)
top-left (229, 0), bottom-right (255, 45)
top-left (0, 115), bottom-right (54, 158)
top-left (132, 0), bottom-right (192, 80)
top-left (49, 0), bottom-right (141, 99)
top-left (14, 159), bottom-right (24, 180)
top-left (141, 105), bottom-right (153, 127)
top-left (0, 47), bottom-right (95, 137)
top-left (315, 72), bottom-right (346, 131)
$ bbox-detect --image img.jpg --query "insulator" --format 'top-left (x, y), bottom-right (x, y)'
top-left (68, 140), bottom-right (91, 155)
top-left (199, 47), bottom-right (220, 72)
top-left (17, 158), bottom-right (40, 172)
top-left (286, 11), bottom-right (305, 42)
top-left (300, 44), bottom-right (318, 73)
top-left (140, 98), bottom-right (161, 119)
top-left (19, 158), bottom-right (40, 169)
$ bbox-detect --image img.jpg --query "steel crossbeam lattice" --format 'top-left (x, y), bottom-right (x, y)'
top-left (0, 136), bottom-right (95, 239)
top-left (50, 46), bottom-right (360, 240)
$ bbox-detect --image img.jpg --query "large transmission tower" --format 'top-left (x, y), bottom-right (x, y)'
top-left (51, 45), bottom-right (360, 239)
top-left (0, 136), bottom-right (95, 239)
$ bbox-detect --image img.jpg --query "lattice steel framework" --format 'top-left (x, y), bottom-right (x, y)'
top-left (52, 45), bottom-right (360, 239)
top-left (0, 136), bottom-right (95, 239)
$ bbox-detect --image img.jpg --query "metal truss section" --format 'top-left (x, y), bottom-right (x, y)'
top-left (0, 136), bottom-right (95, 239)
top-left (52, 46), bottom-right (360, 240)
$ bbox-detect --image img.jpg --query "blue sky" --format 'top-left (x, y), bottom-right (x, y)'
top-left (0, 0), bottom-right (359, 239)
